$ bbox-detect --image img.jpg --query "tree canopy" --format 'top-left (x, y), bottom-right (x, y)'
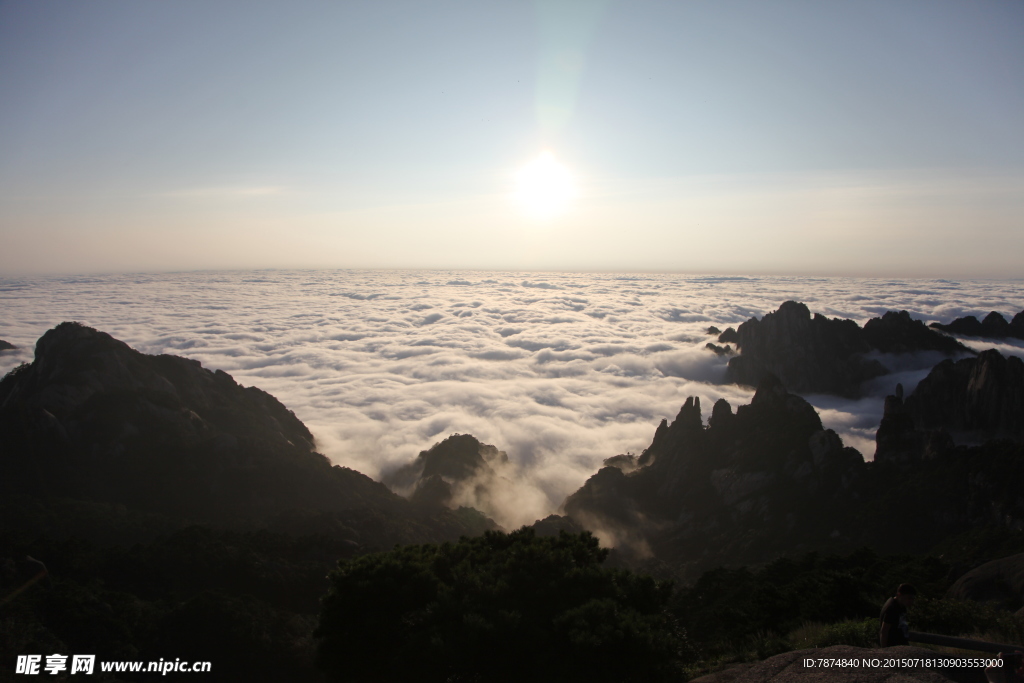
top-left (315, 528), bottom-right (688, 683)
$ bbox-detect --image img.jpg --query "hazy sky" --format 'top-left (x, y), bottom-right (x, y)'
top-left (2, 0), bottom-right (1022, 277)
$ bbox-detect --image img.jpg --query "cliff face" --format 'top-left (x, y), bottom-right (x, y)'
top-left (721, 302), bottom-right (969, 398)
top-left (0, 322), bottom-right (493, 545)
top-left (382, 433), bottom-right (509, 508)
top-left (904, 349), bottom-right (1024, 442)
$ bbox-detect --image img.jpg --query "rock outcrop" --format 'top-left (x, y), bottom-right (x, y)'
top-left (564, 375), bottom-right (865, 571)
top-left (0, 322), bottom-right (494, 545)
top-left (875, 348), bottom-right (1024, 463)
top-left (383, 433), bottom-right (509, 508)
top-left (720, 302), bottom-right (970, 398)
top-left (931, 310), bottom-right (1024, 340)
top-left (873, 383), bottom-right (953, 465)
top-left (0, 339), bottom-right (15, 351)
top-left (723, 302), bottom-right (886, 397)
top-left (905, 349), bottom-right (1024, 443)
top-left (863, 310), bottom-right (969, 354)
top-left (946, 552), bottom-right (1024, 612)
top-left (693, 646), bottom-right (979, 683)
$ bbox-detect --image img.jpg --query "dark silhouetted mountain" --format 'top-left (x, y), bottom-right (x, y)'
top-left (563, 373), bottom-right (1024, 579)
top-left (706, 326), bottom-right (722, 335)
top-left (723, 301), bottom-right (884, 397)
top-left (564, 376), bottom-right (866, 573)
top-left (718, 326), bottom-right (740, 344)
top-left (381, 433), bottom-right (511, 516)
top-left (903, 349), bottom-right (1024, 443)
top-left (384, 433), bottom-right (507, 492)
top-left (0, 322), bottom-right (494, 547)
top-left (530, 513), bottom-right (587, 537)
top-left (705, 342), bottom-right (734, 356)
top-left (0, 339), bottom-right (15, 351)
top-left (873, 385), bottom-right (953, 465)
top-left (931, 309), bottom-right (1024, 340)
top-left (862, 310), bottom-right (968, 354)
top-left (1014, 311), bottom-right (1024, 338)
top-left (721, 302), bottom-right (970, 397)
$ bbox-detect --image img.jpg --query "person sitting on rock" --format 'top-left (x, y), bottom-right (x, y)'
top-left (879, 583), bottom-right (916, 647)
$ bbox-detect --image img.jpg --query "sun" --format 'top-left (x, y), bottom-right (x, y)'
top-left (513, 151), bottom-right (576, 220)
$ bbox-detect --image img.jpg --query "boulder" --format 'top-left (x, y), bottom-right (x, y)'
top-left (946, 552), bottom-right (1024, 611)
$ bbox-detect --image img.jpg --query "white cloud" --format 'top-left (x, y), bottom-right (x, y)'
top-left (0, 269), bottom-right (1020, 527)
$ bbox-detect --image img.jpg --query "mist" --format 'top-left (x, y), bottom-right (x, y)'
top-left (1, 269), bottom-right (1020, 529)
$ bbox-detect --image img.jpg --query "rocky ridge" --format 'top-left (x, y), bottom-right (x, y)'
top-left (692, 646), bottom-right (980, 683)
top-left (564, 370), bottom-right (1024, 578)
top-left (382, 433), bottom-right (510, 508)
top-left (720, 302), bottom-right (970, 397)
top-left (931, 310), bottom-right (1024, 340)
top-left (563, 375), bottom-right (867, 573)
top-left (0, 322), bottom-right (494, 547)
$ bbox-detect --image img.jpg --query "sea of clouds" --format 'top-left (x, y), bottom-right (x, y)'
top-left (1, 270), bottom-right (1021, 528)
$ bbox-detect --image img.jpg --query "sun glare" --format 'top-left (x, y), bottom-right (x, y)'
top-left (513, 151), bottom-right (576, 220)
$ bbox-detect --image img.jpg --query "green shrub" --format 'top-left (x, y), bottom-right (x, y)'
top-left (814, 618), bottom-right (879, 648)
top-left (315, 528), bottom-right (690, 683)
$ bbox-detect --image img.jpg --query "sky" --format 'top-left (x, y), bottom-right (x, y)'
top-left (1, 0), bottom-right (1023, 277)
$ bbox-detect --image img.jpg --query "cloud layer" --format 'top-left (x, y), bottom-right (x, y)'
top-left (1, 270), bottom-right (1020, 528)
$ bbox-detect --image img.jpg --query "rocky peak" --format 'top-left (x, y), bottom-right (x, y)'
top-left (708, 398), bottom-right (734, 430)
top-left (904, 349), bottom-right (1024, 442)
top-left (721, 302), bottom-right (970, 398)
top-left (862, 310), bottom-right (969, 354)
top-left (931, 309), bottom-right (1024, 340)
top-left (874, 386), bottom-right (952, 465)
top-left (384, 433), bottom-right (508, 496)
top-left (562, 377), bottom-right (865, 570)
top-left (1, 322), bottom-right (313, 452)
top-left (982, 311), bottom-right (1013, 337)
top-left (382, 434), bottom-right (512, 518)
top-left (1013, 311), bottom-right (1024, 337)
top-left (724, 301), bottom-right (885, 398)
top-left (675, 396), bottom-right (703, 431)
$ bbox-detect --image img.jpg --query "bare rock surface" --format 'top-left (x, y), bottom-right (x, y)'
top-left (947, 552), bottom-right (1024, 611)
